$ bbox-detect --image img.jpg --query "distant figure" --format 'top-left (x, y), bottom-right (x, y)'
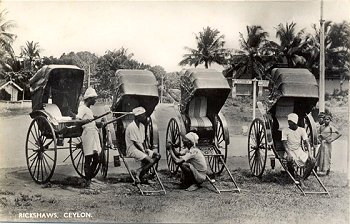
top-left (125, 106), bottom-right (161, 184)
top-left (75, 87), bottom-right (102, 188)
top-left (314, 112), bottom-right (325, 172)
top-left (316, 113), bottom-right (342, 175)
top-left (166, 132), bottom-right (207, 191)
top-left (282, 113), bottom-right (315, 185)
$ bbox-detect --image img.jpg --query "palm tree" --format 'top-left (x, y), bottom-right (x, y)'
top-left (226, 25), bottom-right (278, 80)
top-left (0, 10), bottom-right (16, 71)
top-left (310, 21), bottom-right (350, 80)
top-left (275, 22), bottom-right (309, 67)
top-left (179, 26), bottom-right (227, 68)
top-left (21, 41), bottom-right (41, 69)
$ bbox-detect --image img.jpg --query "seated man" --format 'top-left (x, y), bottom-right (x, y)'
top-left (125, 106), bottom-right (161, 184)
top-left (166, 132), bottom-right (207, 191)
top-left (282, 113), bottom-right (316, 185)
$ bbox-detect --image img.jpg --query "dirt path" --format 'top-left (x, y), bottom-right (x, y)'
top-left (0, 103), bottom-right (348, 223)
top-left (0, 157), bottom-right (348, 223)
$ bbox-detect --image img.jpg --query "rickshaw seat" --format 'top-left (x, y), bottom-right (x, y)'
top-left (43, 104), bottom-right (72, 121)
top-left (122, 114), bottom-right (134, 129)
top-left (120, 97), bottom-right (138, 129)
top-left (275, 99), bottom-right (294, 131)
top-left (188, 96), bottom-right (212, 129)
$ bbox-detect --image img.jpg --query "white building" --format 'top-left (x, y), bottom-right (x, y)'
top-left (0, 79), bottom-right (23, 101)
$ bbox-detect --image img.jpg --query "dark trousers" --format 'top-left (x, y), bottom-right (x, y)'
top-left (84, 153), bottom-right (99, 180)
top-left (287, 156), bottom-right (316, 180)
top-left (180, 163), bottom-right (196, 188)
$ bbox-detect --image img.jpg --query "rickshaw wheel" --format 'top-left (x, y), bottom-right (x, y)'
top-left (145, 118), bottom-right (159, 172)
top-left (100, 145), bottom-right (109, 179)
top-left (166, 118), bottom-right (181, 174)
top-left (209, 115), bottom-right (228, 175)
top-left (25, 116), bottom-right (57, 184)
top-left (100, 124), bottom-right (109, 179)
top-left (69, 137), bottom-right (100, 178)
top-left (248, 118), bottom-right (268, 177)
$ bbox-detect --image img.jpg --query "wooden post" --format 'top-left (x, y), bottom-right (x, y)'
top-left (160, 74), bottom-right (164, 103)
top-left (87, 65), bottom-right (91, 87)
top-left (348, 78), bottom-right (350, 187)
top-left (319, 0), bottom-right (325, 112)
top-left (252, 78), bottom-right (257, 120)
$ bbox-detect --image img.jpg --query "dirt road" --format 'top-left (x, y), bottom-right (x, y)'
top-left (0, 103), bottom-right (348, 223)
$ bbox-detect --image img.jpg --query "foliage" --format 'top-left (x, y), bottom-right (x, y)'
top-left (310, 21), bottom-right (350, 79)
top-left (0, 10), bottom-right (16, 72)
top-left (94, 47), bottom-right (151, 98)
top-left (20, 41), bottom-right (41, 70)
top-left (179, 26), bottom-right (228, 68)
top-left (226, 25), bottom-right (278, 80)
top-left (274, 22), bottom-right (310, 67)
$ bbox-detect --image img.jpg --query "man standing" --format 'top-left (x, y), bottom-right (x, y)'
top-left (167, 132), bottom-right (207, 191)
top-left (282, 113), bottom-right (316, 185)
top-left (75, 87), bottom-right (102, 188)
top-left (125, 106), bottom-right (161, 184)
top-left (316, 113), bottom-right (342, 175)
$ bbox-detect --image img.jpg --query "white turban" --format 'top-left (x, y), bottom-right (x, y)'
top-left (287, 113), bottom-right (299, 124)
top-left (185, 132), bottom-right (199, 146)
top-left (83, 87), bottom-right (98, 100)
top-left (132, 106), bottom-right (146, 116)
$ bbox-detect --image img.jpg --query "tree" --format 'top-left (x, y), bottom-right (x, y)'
top-left (310, 21), bottom-right (350, 80)
top-left (275, 22), bottom-right (309, 67)
top-left (21, 41), bottom-right (41, 70)
top-left (179, 26), bottom-right (228, 68)
top-left (225, 25), bottom-right (278, 80)
top-left (95, 47), bottom-right (150, 98)
top-left (0, 10), bottom-right (16, 72)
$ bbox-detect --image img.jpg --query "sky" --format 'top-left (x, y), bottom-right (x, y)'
top-left (1, 0), bottom-right (350, 72)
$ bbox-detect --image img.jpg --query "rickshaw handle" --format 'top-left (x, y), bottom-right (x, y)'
top-left (88, 111), bottom-right (111, 123)
top-left (103, 112), bottom-right (134, 127)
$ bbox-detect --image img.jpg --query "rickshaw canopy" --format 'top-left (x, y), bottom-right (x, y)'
top-left (180, 68), bottom-right (231, 114)
top-left (111, 69), bottom-right (159, 116)
top-left (269, 68), bottom-right (318, 99)
top-left (268, 68), bottom-right (319, 115)
top-left (29, 65), bottom-right (84, 115)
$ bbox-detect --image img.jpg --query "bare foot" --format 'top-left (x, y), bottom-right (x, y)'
top-left (186, 184), bottom-right (199, 191)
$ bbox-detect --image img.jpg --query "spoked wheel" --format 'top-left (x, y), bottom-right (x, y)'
top-left (145, 118), bottom-right (160, 172)
top-left (100, 126), bottom-right (109, 178)
top-left (248, 118), bottom-right (268, 177)
top-left (99, 118), bottom-right (110, 178)
top-left (166, 118), bottom-right (181, 174)
top-left (209, 115), bottom-right (228, 175)
top-left (69, 137), bottom-right (100, 178)
top-left (25, 116), bottom-right (57, 184)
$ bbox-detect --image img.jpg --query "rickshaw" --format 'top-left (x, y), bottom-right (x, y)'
top-left (248, 68), bottom-right (329, 195)
top-left (99, 69), bottom-right (166, 195)
top-left (165, 68), bottom-right (240, 193)
top-left (26, 65), bottom-right (108, 184)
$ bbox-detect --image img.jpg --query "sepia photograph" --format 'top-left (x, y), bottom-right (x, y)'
top-left (0, 0), bottom-right (349, 223)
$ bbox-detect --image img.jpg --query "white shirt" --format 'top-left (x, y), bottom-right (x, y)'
top-left (125, 121), bottom-right (145, 152)
top-left (181, 147), bottom-right (207, 172)
top-left (282, 126), bottom-right (308, 166)
top-left (76, 104), bottom-right (96, 129)
top-left (282, 127), bottom-right (308, 151)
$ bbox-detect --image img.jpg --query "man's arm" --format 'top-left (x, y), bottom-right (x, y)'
top-left (328, 127), bottom-right (342, 143)
top-left (166, 144), bottom-right (185, 164)
top-left (282, 140), bottom-right (291, 156)
top-left (132, 140), bottom-right (145, 152)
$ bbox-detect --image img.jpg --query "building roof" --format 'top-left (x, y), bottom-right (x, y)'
top-left (0, 80), bottom-right (23, 91)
